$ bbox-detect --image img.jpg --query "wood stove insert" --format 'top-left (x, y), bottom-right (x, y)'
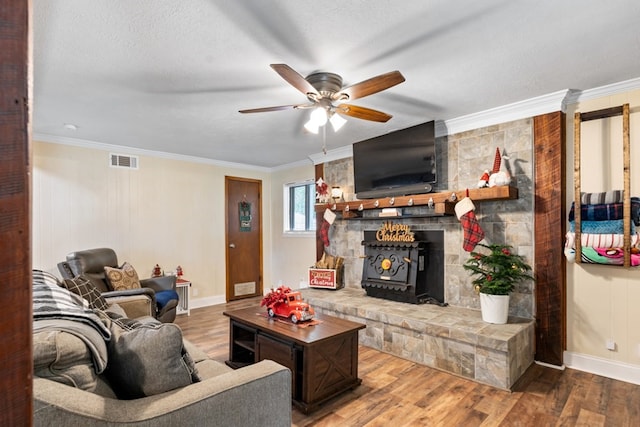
top-left (361, 230), bottom-right (445, 304)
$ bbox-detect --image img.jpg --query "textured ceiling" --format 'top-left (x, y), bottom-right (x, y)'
top-left (32, 1), bottom-right (640, 168)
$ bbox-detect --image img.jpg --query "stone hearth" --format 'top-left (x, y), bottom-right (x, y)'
top-left (302, 287), bottom-right (534, 390)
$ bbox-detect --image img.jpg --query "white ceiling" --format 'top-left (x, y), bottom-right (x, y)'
top-left (32, 1), bottom-right (640, 168)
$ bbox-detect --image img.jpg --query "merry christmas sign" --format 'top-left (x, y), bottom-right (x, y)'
top-left (375, 221), bottom-right (415, 242)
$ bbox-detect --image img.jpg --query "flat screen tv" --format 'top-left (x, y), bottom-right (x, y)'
top-left (353, 120), bottom-right (436, 199)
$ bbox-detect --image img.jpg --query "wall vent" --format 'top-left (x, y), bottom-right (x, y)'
top-left (110, 153), bottom-right (139, 169)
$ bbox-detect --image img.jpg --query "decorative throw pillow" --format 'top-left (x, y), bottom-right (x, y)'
top-left (62, 275), bottom-right (110, 311)
top-left (104, 262), bottom-right (141, 291)
top-left (105, 320), bottom-right (200, 399)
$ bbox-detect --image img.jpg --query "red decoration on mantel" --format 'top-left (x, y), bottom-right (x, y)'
top-left (492, 147), bottom-right (502, 174)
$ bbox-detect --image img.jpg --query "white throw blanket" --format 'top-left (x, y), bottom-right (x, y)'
top-left (565, 231), bottom-right (640, 249)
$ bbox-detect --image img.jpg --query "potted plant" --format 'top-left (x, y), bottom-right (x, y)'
top-left (463, 243), bottom-right (534, 324)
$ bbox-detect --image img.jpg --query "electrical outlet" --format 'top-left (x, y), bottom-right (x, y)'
top-left (192, 288), bottom-right (199, 297)
top-left (606, 339), bottom-right (616, 351)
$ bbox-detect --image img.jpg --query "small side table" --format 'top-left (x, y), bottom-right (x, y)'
top-left (175, 278), bottom-right (191, 316)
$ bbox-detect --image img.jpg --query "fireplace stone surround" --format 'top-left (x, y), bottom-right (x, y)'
top-left (312, 118), bottom-right (537, 388)
top-left (321, 118), bottom-right (535, 319)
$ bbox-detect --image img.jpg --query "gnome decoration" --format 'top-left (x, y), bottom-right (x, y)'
top-left (488, 148), bottom-right (511, 187)
top-left (477, 170), bottom-right (490, 188)
top-left (454, 197), bottom-right (485, 252)
top-left (319, 208), bottom-right (337, 247)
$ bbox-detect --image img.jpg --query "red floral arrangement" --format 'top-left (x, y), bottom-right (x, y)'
top-left (261, 285), bottom-right (292, 307)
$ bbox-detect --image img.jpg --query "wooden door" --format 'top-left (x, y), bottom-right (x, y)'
top-left (225, 176), bottom-right (263, 301)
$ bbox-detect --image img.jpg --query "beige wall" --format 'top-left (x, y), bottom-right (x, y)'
top-left (33, 141), bottom-right (272, 306)
top-left (565, 89), bottom-right (640, 370)
top-left (269, 163), bottom-right (317, 289)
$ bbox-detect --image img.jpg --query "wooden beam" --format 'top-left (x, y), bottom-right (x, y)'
top-left (0, 0), bottom-right (33, 425)
top-left (533, 111), bottom-right (566, 366)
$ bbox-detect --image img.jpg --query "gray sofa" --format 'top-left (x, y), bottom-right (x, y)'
top-left (32, 270), bottom-right (292, 426)
top-left (33, 340), bottom-right (292, 426)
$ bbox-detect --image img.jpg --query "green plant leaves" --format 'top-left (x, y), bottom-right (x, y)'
top-left (463, 243), bottom-right (534, 295)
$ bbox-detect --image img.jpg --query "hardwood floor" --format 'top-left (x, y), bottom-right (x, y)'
top-left (176, 298), bottom-right (640, 427)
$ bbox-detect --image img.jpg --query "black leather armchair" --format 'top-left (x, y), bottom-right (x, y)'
top-left (57, 248), bottom-right (179, 323)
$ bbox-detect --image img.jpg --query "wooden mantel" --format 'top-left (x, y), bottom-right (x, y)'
top-left (314, 185), bottom-right (518, 215)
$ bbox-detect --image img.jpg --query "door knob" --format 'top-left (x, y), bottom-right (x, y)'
top-left (229, 243), bottom-right (236, 248)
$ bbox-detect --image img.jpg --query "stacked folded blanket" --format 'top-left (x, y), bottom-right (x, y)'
top-left (568, 197), bottom-right (640, 225)
top-left (565, 191), bottom-right (640, 266)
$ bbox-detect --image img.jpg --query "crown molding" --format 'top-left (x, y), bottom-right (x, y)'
top-left (564, 76), bottom-right (640, 105)
top-left (33, 133), bottom-right (272, 172)
top-left (270, 157), bottom-right (314, 172)
top-left (308, 144), bottom-right (353, 165)
top-left (439, 89), bottom-right (571, 137)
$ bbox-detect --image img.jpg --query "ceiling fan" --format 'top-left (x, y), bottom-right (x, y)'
top-left (239, 64), bottom-right (405, 131)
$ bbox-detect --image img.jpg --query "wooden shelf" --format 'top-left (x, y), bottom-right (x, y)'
top-left (315, 185), bottom-right (518, 215)
top-left (234, 339), bottom-right (255, 352)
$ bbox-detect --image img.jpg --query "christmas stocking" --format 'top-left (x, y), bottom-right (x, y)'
top-left (455, 197), bottom-right (485, 252)
top-left (320, 208), bottom-right (337, 247)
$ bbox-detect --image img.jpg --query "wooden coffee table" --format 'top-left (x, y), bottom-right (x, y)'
top-left (223, 306), bottom-right (366, 413)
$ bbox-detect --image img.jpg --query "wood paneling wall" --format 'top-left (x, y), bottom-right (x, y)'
top-left (0, 0), bottom-right (33, 424)
top-left (534, 111), bottom-right (566, 365)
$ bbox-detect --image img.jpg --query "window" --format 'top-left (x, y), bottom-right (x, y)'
top-left (284, 181), bottom-right (316, 233)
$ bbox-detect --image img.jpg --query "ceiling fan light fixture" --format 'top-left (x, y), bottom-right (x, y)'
top-left (329, 113), bottom-right (347, 132)
top-left (309, 107), bottom-right (328, 126)
top-left (304, 120), bottom-right (319, 134)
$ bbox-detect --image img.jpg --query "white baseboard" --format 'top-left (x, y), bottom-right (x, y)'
top-left (564, 351), bottom-right (640, 385)
top-left (190, 295), bottom-right (226, 310)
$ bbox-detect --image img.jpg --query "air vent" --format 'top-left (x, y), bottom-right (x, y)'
top-left (110, 153), bottom-right (138, 169)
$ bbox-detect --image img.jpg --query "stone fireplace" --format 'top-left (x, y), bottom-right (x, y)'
top-left (304, 118), bottom-right (537, 389)
top-left (321, 117), bottom-right (535, 319)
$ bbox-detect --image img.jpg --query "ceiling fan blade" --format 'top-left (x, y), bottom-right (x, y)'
top-left (334, 104), bottom-right (393, 122)
top-left (239, 102), bottom-right (317, 114)
top-left (239, 105), bottom-right (298, 113)
top-left (338, 71), bottom-right (405, 101)
top-left (270, 64), bottom-right (319, 97)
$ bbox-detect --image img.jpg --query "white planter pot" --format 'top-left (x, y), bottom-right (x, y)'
top-left (480, 293), bottom-right (510, 324)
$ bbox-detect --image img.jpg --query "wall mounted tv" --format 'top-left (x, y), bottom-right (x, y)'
top-left (353, 120), bottom-right (436, 199)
